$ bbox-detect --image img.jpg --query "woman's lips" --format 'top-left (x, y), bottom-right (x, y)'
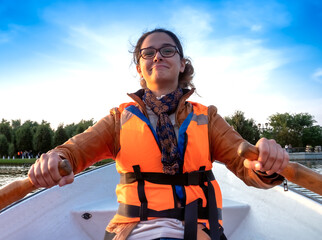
top-left (152, 64), bottom-right (168, 69)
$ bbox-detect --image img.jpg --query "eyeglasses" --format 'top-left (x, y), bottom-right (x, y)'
top-left (139, 45), bottom-right (180, 59)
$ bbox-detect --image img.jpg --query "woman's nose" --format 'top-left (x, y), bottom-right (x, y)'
top-left (153, 51), bottom-right (163, 62)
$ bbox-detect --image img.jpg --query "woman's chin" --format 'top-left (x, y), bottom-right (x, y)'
top-left (151, 78), bottom-right (177, 87)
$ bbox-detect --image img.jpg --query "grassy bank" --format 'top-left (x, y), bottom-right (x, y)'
top-left (0, 158), bottom-right (36, 165)
top-left (0, 158), bottom-right (113, 165)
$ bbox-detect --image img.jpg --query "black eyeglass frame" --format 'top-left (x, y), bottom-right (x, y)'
top-left (139, 45), bottom-right (181, 60)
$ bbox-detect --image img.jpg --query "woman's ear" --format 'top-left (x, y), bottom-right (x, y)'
top-left (180, 58), bottom-right (186, 73)
top-left (136, 64), bottom-right (143, 78)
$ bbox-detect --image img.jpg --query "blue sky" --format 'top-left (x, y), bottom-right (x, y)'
top-left (0, 0), bottom-right (321, 129)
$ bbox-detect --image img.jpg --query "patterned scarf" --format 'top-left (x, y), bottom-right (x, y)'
top-left (143, 88), bottom-right (183, 175)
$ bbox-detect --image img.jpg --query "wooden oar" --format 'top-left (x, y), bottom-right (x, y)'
top-left (238, 141), bottom-right (322, 195)
top-left (0, 159), bottom-right (72, 211)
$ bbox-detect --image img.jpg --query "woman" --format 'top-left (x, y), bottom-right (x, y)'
top-left (28, 28), bottom-right (288, 240)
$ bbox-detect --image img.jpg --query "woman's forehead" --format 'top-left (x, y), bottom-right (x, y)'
top-left (141, 32), bottom-right (176, 48)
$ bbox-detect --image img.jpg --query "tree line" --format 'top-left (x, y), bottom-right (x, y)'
top-left (225, 111), bottom-right (322, 149)
top-left (0, 111), bottom-right (321, 158)
top-left (0, 119), bottom-right (95, 158)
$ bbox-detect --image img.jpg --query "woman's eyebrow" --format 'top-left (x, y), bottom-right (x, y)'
top-left (143, 43), bottom-right (175, 49)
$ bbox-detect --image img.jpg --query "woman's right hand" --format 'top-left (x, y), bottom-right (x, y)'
top-left (28, 152), bottom-right (74, 188)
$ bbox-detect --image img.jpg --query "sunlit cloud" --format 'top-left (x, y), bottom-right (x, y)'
top-left (1, 0), bottom-right (321, 128)
top-left (0, 31), bottom-right (9, 44)
top-left (312, 68), bottom-right (322, 83)
top-left (169, 6), bottom-right (214, 40)
top-left (251, 24), bottom-right (262, 32)
top-left (0, 24), bottom-right (25, 44)
top-left (188, 36), bottom-right (289, 123)
top-left (222, 0), bottom-right (291, 31)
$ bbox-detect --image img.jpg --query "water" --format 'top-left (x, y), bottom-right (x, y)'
top-left (1, 162), bottom-right (321, 202)
top-left (0, 165), bottom-right (30, 187)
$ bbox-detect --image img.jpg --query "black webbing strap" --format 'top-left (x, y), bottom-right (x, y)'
top-left (117, 203), bottom-right (184, 219)
top-left (104, 231), bottom-right (116, 240)
top-left (183, 199), bottom-right (199, 240)
top-left (196, 166), bottom-right (222, 240)
top-left (132, 165), bottom-right (148, 221)
top-left (207, 174), bottom-right (220, 240)
top-left (116, 202), bottom-right (222, 221)
top-left (119, 166), bottom-right (223, 239)
top-left (120, 170), bottom-right (215, 185)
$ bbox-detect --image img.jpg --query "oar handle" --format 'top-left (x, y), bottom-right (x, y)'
top-left (238, 142), bottom-right (322, 196)
top-left (0, 159), bottom-right (72, 211)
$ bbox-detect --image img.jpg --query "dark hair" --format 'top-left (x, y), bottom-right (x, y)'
top-left (133, 28), bottom-right (195, 89)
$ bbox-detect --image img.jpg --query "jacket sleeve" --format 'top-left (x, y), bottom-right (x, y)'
top-left (208, 105), bottom-right (284, 189)
top-left (50, 109), bottom-right (119, 174)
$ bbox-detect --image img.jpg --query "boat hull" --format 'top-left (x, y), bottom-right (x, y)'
top-left (0, 162), bottom-right (321, 239)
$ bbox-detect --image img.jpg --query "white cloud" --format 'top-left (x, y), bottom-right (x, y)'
top-left (0, 32), bottom-right (9, 44)
top-left (251, 24), bottom-right (262, 32)
top-left (222, 0), bottom-right (291, 31)
top-left (312, 68), bottom-right (322, 83)
top-left (2, 0), bottom-right (321, 129)
top-left (0, 24), bottom-right (26, 44)
top-left (169, 6), bottom-right (214, 41)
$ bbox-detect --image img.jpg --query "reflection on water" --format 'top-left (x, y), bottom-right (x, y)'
top-left (1, 161), bottom-right (321, 202)
top-left (0, 165), bottom-right (30, 187)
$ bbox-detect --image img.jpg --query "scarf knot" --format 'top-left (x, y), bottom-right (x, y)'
top-left (143, 88), bottom-right (183, 175)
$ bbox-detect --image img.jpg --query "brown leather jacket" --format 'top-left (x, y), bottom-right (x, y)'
top-left (53, 88), bottom-right (283, 188)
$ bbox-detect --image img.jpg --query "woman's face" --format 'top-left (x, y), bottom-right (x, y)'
top-left (136, 32), bottom-right (185, 91)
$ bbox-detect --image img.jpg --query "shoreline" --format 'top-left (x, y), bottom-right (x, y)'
top-left (0, 159), bottom-right (36, 165)
top-left (0, 159), bottom-right (113, 165)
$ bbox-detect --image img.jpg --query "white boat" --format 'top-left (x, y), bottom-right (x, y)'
top-left (0, 162), bottom-right (321, 240)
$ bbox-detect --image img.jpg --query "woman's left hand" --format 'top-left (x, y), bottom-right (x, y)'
top-left (243, 138), bottom-right (289, 175)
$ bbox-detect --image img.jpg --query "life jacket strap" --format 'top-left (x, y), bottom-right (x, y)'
top-left (132, 165), bottom-right (148, 221)
top-left (117, 202), bottom-right (222, 220)
top-left (119, 169), bottom-right (215, 185)
top-left (207, 173), bottom-right (220, 240)
top-left (116, 202), bottom-right (223, 239)
top-left (184, 199), bottom-right (199, 240)
top-left (120, 165), bottom-right (224, 240)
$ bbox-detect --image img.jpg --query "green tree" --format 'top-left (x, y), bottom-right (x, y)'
top-left (11, 119), bottom-right (21, 130)
top-left (0, 134), bottom-right (9, 157)
top-left (0, 119), bottom-right (12, 143)
top-left (225, 111), bottom-right (260, 144)
top-left (11, 119), bottom-right (21, 156)
top-left (53, 124), bottom-right (69, 147)
top-left (268, 112), bottom-right (317, 147)
top-left (8, 143), bottom-right (15, 157)
top-left (75, 124), bottom-right (86, 135)
top-left (64, 123), bottom-right (77, 138)
top-left (33, 123), bottom-right (53, 154)
top-left (15, 125), bottom-right (33, 152)
top-left (74, 119), bottom-right (95, 136)
top-left (302, 126), bottom-right (322, 147)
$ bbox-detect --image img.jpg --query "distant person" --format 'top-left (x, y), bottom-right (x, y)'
top-left (28, 28), bottom-right (289, 240)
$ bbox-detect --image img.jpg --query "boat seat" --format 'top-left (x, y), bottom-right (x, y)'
top-left (71, 198), bottom-right (249, 239)
top-left (222, 198), bottom-right (250, 237)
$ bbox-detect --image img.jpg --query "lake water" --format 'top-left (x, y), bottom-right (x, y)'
top-left (1, 162), bottom-right (321, 202)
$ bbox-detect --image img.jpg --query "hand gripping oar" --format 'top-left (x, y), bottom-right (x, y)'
top-left (0, 159), bottom-right (72, 211)
top-left (238, 142), bottom-right (322, 195)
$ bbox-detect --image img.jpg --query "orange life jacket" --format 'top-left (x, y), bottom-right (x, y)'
top-left (109, 101), bottom-right (224, 240)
